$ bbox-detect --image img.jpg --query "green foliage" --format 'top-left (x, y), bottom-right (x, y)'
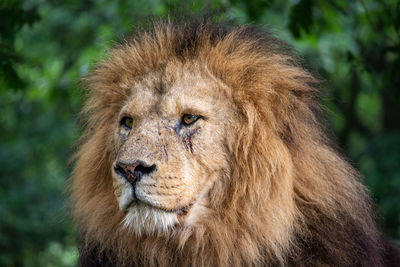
top-left (0, 0), bottom-right (399, 265)
top-left (0, 1), bottom-right (38, 89)
top-left (288, 0), bottom-right (314, 38)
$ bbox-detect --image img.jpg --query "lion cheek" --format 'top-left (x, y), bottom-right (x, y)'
top-left (112, 172), bottom-right (135, 212)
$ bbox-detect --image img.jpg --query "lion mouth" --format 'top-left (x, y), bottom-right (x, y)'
top-left (124, 199), bottom-right (193, 216)
top-left (147, 202), bottom-right (193, 216)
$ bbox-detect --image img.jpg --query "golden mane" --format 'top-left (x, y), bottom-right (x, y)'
top-left (71, 20), bottom-right (397, 266)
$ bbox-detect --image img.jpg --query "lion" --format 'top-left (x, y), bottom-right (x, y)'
top-left (70, 20), bottom-right (399, 266)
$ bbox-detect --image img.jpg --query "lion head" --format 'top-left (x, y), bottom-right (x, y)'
top-left (111, 62), bottom-right (237, 235)
top-left (71, 20), bottom-right (389, 266)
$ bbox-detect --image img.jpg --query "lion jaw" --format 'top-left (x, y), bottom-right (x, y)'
top-left (122, 203), bottom-right (179, 236)
top-left (112, 168), bottom-right (198, 235)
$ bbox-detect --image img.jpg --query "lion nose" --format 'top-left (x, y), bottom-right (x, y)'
top-left (114, 160), bottom-right (156, 185)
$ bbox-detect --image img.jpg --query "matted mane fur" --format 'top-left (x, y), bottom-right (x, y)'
top-left (71, 20), bottom-right (398, 266)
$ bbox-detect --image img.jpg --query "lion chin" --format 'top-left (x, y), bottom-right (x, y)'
top-left (122, 203), bottom-right (178, 236)
top-left (71, 19), bottom-right (400, 267)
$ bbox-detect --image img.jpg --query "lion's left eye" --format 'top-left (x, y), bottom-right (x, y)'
top-left (120, 117), bottom-right (134, 129)
top-left (182, 114), bottom-right (200, 126)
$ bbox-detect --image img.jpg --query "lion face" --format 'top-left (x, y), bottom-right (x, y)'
top-left (111, 63), bottom-right (234, 235)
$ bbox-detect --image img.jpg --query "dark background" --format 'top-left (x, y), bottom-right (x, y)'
top-left (1, 0), bottom-right (399, 265)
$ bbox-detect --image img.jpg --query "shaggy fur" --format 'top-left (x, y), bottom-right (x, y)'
top-left (71, 20), bottom-right (399, 266)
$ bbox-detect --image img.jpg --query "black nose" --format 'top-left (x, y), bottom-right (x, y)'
top-left (114, 160), bottom-right (156, 185)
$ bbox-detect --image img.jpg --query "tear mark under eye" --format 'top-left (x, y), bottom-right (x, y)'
top-left (186, 136), bottom-right (193, 153)
top-left (183, 127), bottom-right (200, 153)
top-left (162, 145), bottom-right (168, 161)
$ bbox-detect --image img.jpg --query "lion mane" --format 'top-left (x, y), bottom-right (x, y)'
top-left (71, 20), bottom-right (399, 266)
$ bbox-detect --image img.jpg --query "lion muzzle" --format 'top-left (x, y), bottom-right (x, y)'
top-left (114, 160), bottom-right (156, 188)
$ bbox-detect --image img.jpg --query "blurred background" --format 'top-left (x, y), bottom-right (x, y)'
top-left (1, 0), bottom-right (399, 266)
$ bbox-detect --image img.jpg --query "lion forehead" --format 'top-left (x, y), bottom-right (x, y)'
top-left (123, 64), bottom-right (230, 118)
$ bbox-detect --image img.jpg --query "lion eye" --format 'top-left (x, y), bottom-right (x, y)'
top-left (182, 114), bottom-right (200, 126)
top-left (120, 117), bottom-right (134, 129)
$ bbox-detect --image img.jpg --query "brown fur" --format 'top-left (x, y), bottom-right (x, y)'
top-left (71, 20), bottom-right (398, 266)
